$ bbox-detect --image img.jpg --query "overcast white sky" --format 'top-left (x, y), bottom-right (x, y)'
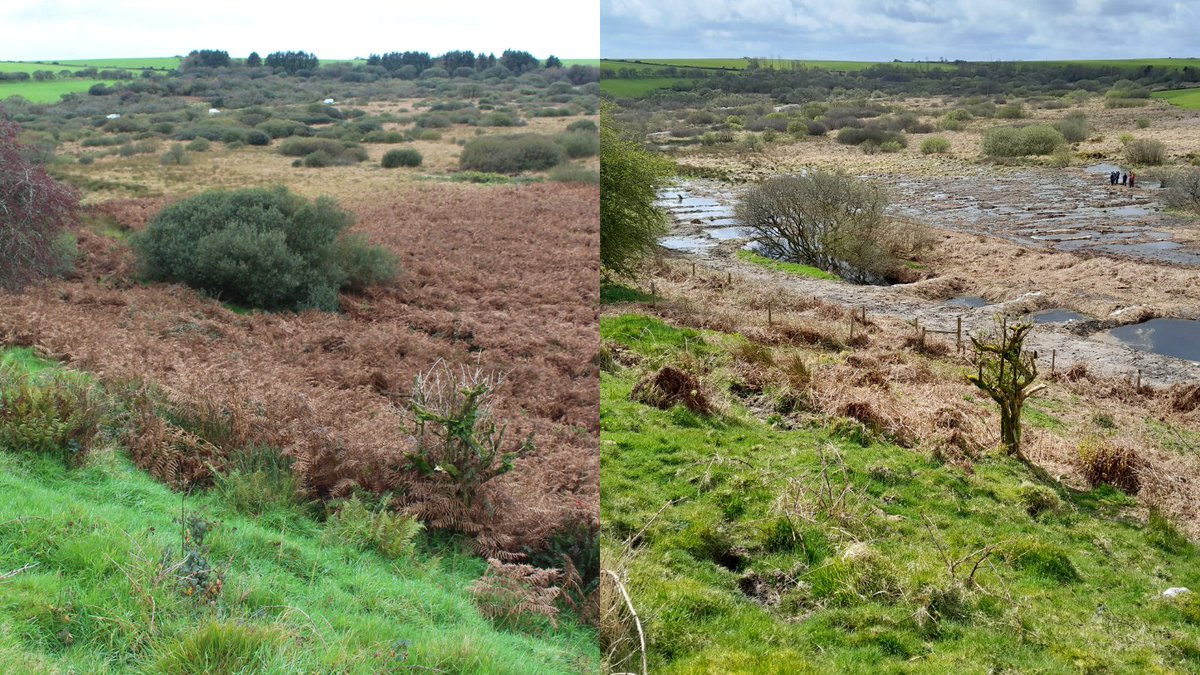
top-left (1, 0), bottom-right (599, 61)
top-left (602, 0), bottom-right (1199, 61)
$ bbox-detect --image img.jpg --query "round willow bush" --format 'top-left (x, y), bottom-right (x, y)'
top-left (459, 134), bottom-right (566, 173)
top-left (920, 136), bottom-right (951, 154)
top-left (133, 187), bottom-right (396, 311)
top-left (381, 148), bottom-right (422, 168)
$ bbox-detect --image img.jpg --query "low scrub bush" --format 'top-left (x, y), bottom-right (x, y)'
top-left (277, 135), bottom-right (362, 163)
top-left (1053, 112), bottom-right (1090, 143)
top-left (996, 102), bottom-right (1025, 119)
top-left (186, 137), bottom-right (211, 152)
top-left (1124, 138), bottom-right (1166, 165)
top-left (303, 150), bottom-right (333, 167)
top-left (1164, 168), bottom-right (1200, 214)
top-left (566, 119), bottom-right (597, 133)
top-left (256, 119), bottom-right (309, 139)
top-left (920, 136), bottom-right (951, 154)
top-left (1049, 146), bottom-right (1073, 168)
top-left (325, 495), bottom-right (423, 559)
top-left (982, 125), bottom-right (1064, 157)
top-left (556, 131), bottom-right (599, 158)
top-left (548, 164), bottom-right (599, 184)
top-left (335, 233), bottom-right (399, 292)
top-left (161, 144), bottom-right (189, 165)
top-left (1104, 98), bottom-right (1149, 109)
top-left (459, 134), bottom-right (566, 173)
top-left (836, 126), bottom-right (907, 148)
top-left (132, 186), bottom-right (396, 311)
top-left (246, 129), bottom-right (271, 146)
top-left (381, 148), bottom-right (422, 168)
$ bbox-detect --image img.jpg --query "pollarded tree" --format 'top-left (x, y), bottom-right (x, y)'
top-left (0, 119), bottom-right (80, 291)
top-left (967, 318), bottom-right (1046, 461)
top-left (600, 104), bottom-right (674, 278)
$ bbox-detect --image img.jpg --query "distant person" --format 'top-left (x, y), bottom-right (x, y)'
top-left (1121, 172), bottom-right (1128, 186)
top-left (1110, 170), bottom-right (1118, 185)
top-left (1129, 172), bottom-right (1136, 188)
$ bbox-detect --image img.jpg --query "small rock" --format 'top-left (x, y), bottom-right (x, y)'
top-left (1163, 587), bottom-right (1190, 598)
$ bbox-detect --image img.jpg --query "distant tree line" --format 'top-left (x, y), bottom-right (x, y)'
top-left (366, 49), bottom-right (558, 76)
top-left (604, 60), bottom-right (1200, 102)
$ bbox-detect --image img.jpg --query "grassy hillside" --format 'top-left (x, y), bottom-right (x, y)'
top-left (1153, 88), bottom-right (1200, 110)
top-left (600, 313), bottom-right (1200, 673)
top-left (0, 349), bottom-right (597, 673)
top-left (0, 79), bottom-right (110, 103)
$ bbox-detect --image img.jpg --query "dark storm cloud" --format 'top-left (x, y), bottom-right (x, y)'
top-left (601, 0), bottom-right (1199, 60)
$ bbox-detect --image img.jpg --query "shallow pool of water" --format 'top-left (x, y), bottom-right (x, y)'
top-left (1030, 309), bottom-right (1088, 323)
top-left (706, 227), bottom-right (749, 240)
top-left (660, 236), bottom-right (717, 253)
top-left (1107, 319), bottom-right (1200, 362)
top-left (1085, 163), bottom-right (1124, 174)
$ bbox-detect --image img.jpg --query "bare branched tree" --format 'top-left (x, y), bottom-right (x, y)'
top-left (736, 170), bottom-right (921, 283)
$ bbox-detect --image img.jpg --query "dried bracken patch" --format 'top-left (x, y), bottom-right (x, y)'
top-left (0, 181), bottom-right (599, 558)
top-left (1078, 436), bottom-right (1143, 495)
top-left (631, 365), bottom-right (713, 415)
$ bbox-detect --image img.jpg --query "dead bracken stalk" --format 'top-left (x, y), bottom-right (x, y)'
top-left (603, 569), bottom-right (648, 675)
top-left (921, 515), bottom-right (1002, 587)
top-left (0, 562), bottom-right (38, 581)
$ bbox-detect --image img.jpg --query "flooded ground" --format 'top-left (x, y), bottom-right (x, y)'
top-left (1106, 319), bottom-right (1200, 362)
top-left (1030, 308), bottom-right (1089, 324)
top-left (654, 173), bottom-right (1200, 384)
top-left (657, 168), bottom-right (1200, 266)
top-left (883, 168), bottom-right (1200, 265)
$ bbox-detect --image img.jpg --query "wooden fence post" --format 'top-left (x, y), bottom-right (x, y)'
top-left (1051, 350), bottom-right (1056, 373)
top-left (956, 316), bottom-right (962, 353)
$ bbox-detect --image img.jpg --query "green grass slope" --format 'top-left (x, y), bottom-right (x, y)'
top-left (0, 350), bottom-right (597, 674)
top-left (600, 314), bottom-right (1200, 673)
top-left (1153, 88), bottom-right (1200, 110)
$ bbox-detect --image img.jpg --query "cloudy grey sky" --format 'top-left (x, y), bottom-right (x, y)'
top-left (0, 0), bottom-right (599, 61)
top-left (602, 0), bottom-right (1198, 61)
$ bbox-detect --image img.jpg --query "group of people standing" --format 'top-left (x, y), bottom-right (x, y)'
top-left (1109, 169), bottom-right (1136, 188)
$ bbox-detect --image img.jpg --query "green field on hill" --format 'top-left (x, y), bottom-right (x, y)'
top-left (1152, 88), bottom-right (1200, 109)
top-left (601, 77), bottom-right (695, 98)
top-left (0, 79), bottom-right (111, 103)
